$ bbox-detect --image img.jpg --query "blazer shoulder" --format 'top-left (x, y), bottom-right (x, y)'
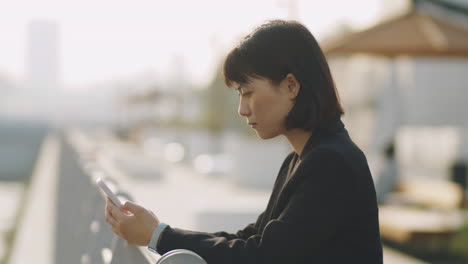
top-left (302, 147), bottom-right (347, 169)
top-left (306, 132), bottom-right (367, 164)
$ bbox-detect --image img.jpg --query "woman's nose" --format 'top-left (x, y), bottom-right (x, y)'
top-left (238, 99), bottom-right (251, 117)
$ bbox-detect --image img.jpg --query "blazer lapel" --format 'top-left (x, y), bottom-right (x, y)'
top-left (271, 118), bottom-right (345, 218)
top-left (272, 157), bottom-right (304, 218)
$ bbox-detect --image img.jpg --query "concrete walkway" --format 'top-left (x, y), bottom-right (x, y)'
top-left (8, 134), bottom-right (60, 264)
top-left (0, 183), bottom-right (24, 262)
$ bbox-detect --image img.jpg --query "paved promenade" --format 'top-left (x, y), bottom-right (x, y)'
top-left (8, 135), bottom-right (60, 264)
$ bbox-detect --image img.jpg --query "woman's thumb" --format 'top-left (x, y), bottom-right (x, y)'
top-left (123, 201), bottom-right (144, 214)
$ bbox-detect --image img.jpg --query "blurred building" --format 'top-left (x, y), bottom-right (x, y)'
top-left (324, 1), bottom-right (468, 257)
top-left (26, 20), bottom-right (60, 91)
top-left (3, 20), bottom-right (64, 122)
top-left (325, 0), bottom-right (468, 183)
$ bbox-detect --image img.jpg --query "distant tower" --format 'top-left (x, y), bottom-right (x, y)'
top-left (26, 20), bottom-right (60, 90)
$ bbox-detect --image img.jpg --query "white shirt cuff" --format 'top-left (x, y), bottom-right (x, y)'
top-left (148, 223), bottom-right (169, 254)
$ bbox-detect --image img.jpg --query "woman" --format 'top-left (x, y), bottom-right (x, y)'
top-left (105, 20), bottom-right (383, 263)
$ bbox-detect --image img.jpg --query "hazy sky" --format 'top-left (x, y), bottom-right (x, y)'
top-left (0, 0), bottom-right (388, 88)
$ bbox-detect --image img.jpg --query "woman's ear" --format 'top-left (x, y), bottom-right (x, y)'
top-left (285, 73), bottom-right (301, 100)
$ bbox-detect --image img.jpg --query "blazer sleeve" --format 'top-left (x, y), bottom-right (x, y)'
top-left (207, 152), bottom-right (294, 241)
top-left (209, 211), bottom-right (265, 240)
top-left (156, 150), bottom-right (352, 264)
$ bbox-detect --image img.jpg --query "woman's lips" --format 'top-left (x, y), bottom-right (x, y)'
top-left (249, 123), bottom-right (257, 128)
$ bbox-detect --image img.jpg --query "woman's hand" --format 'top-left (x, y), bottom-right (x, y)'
top-left (105, 197), bottom-right (160, 246)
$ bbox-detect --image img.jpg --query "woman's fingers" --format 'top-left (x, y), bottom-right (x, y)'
top-left (106, 197), bottom-right (126, 226)
top-left (105, 198), bottom-right (126, 238)
top-left (106, 197), bottom-right (127, 221)
top-left (112, 226), bottom-right (123, 238)
top-left (105, 198), bottom-right (159, 245)
top-left (105, 207), bottom-right (118, 227)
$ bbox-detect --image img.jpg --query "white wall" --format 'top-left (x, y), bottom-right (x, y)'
top-left (402, 57), bottom-right (468, 126)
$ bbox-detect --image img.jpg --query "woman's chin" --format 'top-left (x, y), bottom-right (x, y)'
top-left (255, 130), bottom-right (279, 140)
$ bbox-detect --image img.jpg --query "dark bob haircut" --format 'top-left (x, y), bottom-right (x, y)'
top-left (223, 20), bottom-right (344, 132)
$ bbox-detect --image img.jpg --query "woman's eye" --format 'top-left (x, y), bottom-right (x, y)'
top-left (242, 92), bottom-right (252, 97)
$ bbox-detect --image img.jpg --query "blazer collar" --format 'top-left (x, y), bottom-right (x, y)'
top-left (299, 118), bottom-right (345, 160)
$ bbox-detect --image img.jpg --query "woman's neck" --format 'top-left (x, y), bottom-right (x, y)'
top-left (283, 129), bottom-right (313, 157)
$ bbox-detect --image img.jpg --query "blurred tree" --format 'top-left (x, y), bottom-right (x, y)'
top-left (199, 64), bottom-right (239, 133)
top-left (450, 221), bottom-right (468, 262)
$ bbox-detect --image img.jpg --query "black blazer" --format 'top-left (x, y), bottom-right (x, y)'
top-left (157, 119), bottom-right (383, 264)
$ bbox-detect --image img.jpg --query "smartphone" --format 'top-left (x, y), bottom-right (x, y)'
top-left (96, 177), bottom-right (123, 207)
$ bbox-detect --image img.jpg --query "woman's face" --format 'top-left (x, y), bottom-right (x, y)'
top-left (237, 75), bottom-right (298, 139)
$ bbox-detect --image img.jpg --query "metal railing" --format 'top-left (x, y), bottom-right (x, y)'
top-left (65, 130), bottom-right (206, 264)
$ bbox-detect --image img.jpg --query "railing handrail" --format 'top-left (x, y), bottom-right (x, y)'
top-left (67, 129), bottom-right (207, 264)
top-left (67, 129), bottom-right (157, 263)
